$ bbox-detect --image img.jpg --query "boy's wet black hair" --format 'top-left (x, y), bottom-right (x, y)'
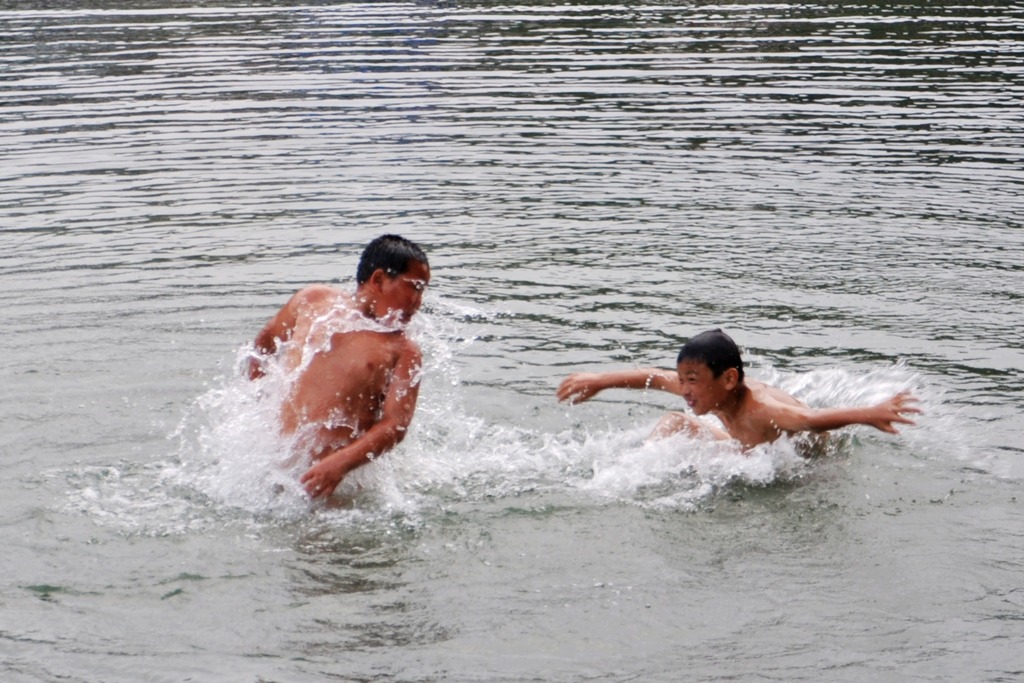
top-left (677, 328), bottom-right (744, 382)
top-left (356, 234), bottom-right (429, 285)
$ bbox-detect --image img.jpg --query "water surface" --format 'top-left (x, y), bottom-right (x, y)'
top-left (2, 2), bottom-right (1023, 681)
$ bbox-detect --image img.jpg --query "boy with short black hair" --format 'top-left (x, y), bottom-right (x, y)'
top-left (557, 328), bottom-right (919, 450)
top-left (248, 234), bottom-right (430, 498)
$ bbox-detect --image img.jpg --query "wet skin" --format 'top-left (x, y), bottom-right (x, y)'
top-left (251, 260), bottom-right (430, 497)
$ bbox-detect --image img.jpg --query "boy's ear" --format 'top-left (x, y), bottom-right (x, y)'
top-left (368, 268), bottom-right (389, 290)
top-left (721, 367), bottom-right (740, 390)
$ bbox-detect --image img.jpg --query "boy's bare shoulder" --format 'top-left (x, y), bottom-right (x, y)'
top-left (746, 379), bottom-right (807, 409)
top-left (395, 331), bottom-right (423, 361)
top-left (337, 324), bottom-right (421, 365)
top-left (294, 284), bottom-right (344, 306)
top-left (371, 330), bottom-right (422, 378)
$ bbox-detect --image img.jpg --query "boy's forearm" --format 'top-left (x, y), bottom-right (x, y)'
top-left (301, 405), bottom-right (417, 498)
top-left (326, 420), bottom-right (408, 474)
top-left (558, 367), bottom-right (681, 405)
top-left (803, 406), bottom-right (878, 432)
top-left (599, 368), bottom-right (678, 392)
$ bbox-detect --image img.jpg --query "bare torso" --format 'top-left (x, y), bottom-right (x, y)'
top-left (275, 290), bottom-right (412, 460)
top-left (716, 379), bottom-right (813, 450)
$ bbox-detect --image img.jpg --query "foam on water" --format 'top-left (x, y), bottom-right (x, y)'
top-left (65, 298), bottom-right (947, 535)
top-left (768, 360), bottom-right (971, 468)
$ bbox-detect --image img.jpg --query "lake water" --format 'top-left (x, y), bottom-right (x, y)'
top-left (2, 1), bottom-right (1023, 681)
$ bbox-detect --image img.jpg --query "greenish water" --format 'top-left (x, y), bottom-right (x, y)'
top-left (2, 2), bottom-right (1023, 681)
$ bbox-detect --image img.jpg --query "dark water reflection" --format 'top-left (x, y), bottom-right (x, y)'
top-left (6, 2), bottom-right (1021, 226)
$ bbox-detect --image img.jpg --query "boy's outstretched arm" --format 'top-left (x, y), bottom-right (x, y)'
top-left (772, 390), bottom-right (921, 435)
top-left (300, 344), bottom-right (422, 499)
top-left (557, 368), bottom-right (682, 405)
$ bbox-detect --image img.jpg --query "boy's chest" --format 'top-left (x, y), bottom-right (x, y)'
top-left (718, 405), bottom-right (784, 449)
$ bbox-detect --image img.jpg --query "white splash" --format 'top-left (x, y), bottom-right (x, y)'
top-left (65, 299), bottom-right (951, 534)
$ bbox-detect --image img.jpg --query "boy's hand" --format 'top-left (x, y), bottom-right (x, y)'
top-left (300, 457), bottom-right (348, 499)
top-left (557, 373), bottom-right (605, 404)
top-left (869, 391), bottom-right (922, 433)
top-left (245, 353), bottom-right (266, 381)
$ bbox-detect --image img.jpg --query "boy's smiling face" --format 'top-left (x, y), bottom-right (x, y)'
top-left (677, 359), bottom-right (737, 415)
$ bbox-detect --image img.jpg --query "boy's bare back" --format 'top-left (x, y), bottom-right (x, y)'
top-left (276, 288), bottom-right (420, 460)
top-left (247, 235), bottom-right (430, 499)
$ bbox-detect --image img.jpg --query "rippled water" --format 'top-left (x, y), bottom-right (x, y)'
top-left (3, 2), bottom-right (1023, 681)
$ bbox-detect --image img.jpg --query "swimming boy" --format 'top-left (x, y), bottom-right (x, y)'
top-left (557, 328), bottom-right (919, 451)
top-left (247, 235), bottom-right (430, 498)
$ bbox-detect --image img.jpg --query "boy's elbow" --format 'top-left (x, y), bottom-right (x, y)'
top-left (382, 417), bottom-right (414, 446)
top-left (392, 424), bottom-right (409, 444)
